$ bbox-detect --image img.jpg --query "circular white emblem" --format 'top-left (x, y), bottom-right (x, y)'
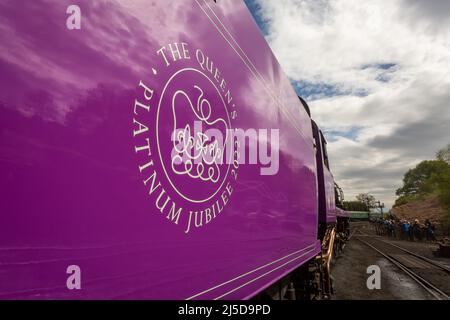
top-left (156, 68), bottom-right (232, 204)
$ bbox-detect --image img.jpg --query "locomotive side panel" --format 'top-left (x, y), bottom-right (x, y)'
top-left (311, 120), bottom-right (337, 226)
top-left (324, 170), bottom-right (337, 224)
top-left (0, 0), bottom-right (319, 299)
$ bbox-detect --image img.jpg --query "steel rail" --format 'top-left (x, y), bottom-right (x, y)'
top-left (355, 236), bottom-right (450, 301)
top-left (355, 229), bottom-right (450, 273)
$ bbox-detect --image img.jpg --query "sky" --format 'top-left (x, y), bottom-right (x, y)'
top-left (245, 0), bottom-right (450, 208)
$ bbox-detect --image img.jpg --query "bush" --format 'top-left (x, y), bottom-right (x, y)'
top-left (394, 144), bottom-right (450, 228)
top-left (394, 195), bottom-right (419, 207)
top-left (431, 164), bottom-right (450, 227)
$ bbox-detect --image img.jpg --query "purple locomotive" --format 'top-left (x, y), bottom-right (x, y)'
top-left (0, 0), bottom-right (349, 299)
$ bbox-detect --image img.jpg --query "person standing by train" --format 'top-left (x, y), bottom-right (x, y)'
top-left (425, 219), bottom-right (437, 241)
top-left (413, 219), bottom-right (422, 241)
top-left (391, 220), bottom-right (397, 238)
top-left (402, 220), bottom-right (409, 241)
top-left (408, 220), bottom-right (414, 241)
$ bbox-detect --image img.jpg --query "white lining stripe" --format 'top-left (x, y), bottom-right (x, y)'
top-left (201, 0), bottom-right (312, 141)
top-left (186, 243), bottom-right (316, 300)
top-left (185, 0), bottom-right (319, 301)
top-left (203, 0), bottom-right (289, 104)
top-left (214, 247), bottom-right (317, 300)
top-left (194, 0), bottom-right (307, 138)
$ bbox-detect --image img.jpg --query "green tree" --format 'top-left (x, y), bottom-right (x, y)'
top-left (356, 193), bottom-right (377, 209)
top-left (395, 160), bottom-right (448, 198)
top-left (394, 145), bottom-right (450, 226)
top-left (343, 200), bottom-right (369, 212)
top-left (430, 163), bottom-right (450, 226)
top-left (436, 144), bottom-right (450, 164)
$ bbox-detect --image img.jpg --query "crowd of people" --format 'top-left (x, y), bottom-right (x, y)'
top-left (373, 218), bottom-right (437, 242)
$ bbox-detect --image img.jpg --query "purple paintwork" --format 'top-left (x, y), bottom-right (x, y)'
top-left (312, 120), bottom-right (338, 225)
top-left (0, 0), bottom-right (321, 299)
top-left (323, 169), bottom-right (338, 224)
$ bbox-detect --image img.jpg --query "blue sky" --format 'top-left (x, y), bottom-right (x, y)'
top-left (243, 0), bottom-right (450, 208)
top-left (244, 0), bottom-right (269, 36)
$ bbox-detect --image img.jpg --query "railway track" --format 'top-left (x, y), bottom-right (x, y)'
top-left (354, 230), bottom-right (450, 300)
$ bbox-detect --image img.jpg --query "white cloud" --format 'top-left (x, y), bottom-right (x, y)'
top-left (251, 0), bottom-right (450, 208)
